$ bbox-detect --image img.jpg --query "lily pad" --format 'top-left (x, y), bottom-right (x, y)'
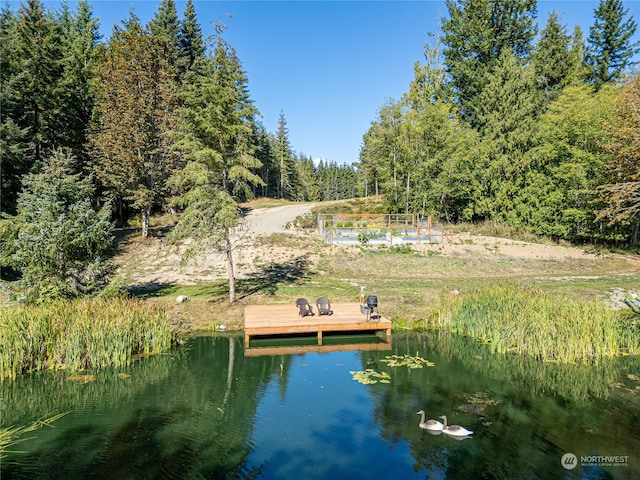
top-left (380, 354), bottom-right (435, 369)
top-left (349, 369), bottom-right (391, 384)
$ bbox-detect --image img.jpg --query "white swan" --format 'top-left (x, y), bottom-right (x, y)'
top-left (440, 415), bottom-right (473, 436)
top-left (416, 410), bottom-right (444, 431)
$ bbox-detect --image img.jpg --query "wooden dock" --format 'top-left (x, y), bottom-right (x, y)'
top-left (243, 302), bottom-right (392, 349)
top-left (243, 341), bottom-right (392, 357)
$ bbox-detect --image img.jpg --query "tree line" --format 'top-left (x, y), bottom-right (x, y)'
top-left (0, 0), bottom-right (358, 301)
top-left (359, 0), bottom-right (640, 246)
top-left (1, 0), bottom-right (639, 302)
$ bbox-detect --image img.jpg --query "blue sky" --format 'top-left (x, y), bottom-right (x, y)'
top-left (26, 1), bottom-right (640, 164)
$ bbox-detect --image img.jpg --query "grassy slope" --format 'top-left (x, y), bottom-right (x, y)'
top-left (118, 199), bottom-right (640, 332)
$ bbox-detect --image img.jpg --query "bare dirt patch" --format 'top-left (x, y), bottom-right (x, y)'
top-left (114, 203), bottom-right (640, 314)
top-left (115, 203), bottom-right (317, 286)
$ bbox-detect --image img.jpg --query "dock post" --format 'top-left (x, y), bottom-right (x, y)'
top-left (317, 329), bottom-right (323, 345)
top-left (244, 333), bottom-right (250, 349)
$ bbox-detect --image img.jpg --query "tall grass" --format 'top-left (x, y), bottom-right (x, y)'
top-left (0, 412), bottom-right (68, 460)
top-left (0, 298), bottom-right (180, 380)
top-left (440, 284), bottom-right (640, 364)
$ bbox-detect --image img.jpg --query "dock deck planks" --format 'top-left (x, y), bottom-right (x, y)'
top-left (243, 302), bottom-right (392, 349)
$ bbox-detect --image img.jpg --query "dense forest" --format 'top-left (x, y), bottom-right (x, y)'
top-left (360, 0), bottom-right (640, 246)
top-left (0, 0), bottom-right (639, 302)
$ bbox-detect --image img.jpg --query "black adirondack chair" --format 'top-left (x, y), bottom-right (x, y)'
top-left (296, 298), bottom-right (314, 317)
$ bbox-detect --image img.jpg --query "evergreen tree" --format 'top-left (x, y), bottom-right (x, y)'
top-left (293, 153), bottom-right (318, 201)
top-left (13, 0), bottom-right (62, 165)
top-left (253, 123), bottom-right (278, 197)
top-left (178, 0), bottom-right (205, 77)
top-left (275, 110), bottom-right (295, 199)
top-left (586, 0), bottom-right (639, 88)
top-left (177, 30), bottom-right (262, 198)
top-left (565, 26), bottom-right (591, 85)
top-left (0, 150), bottom-right (115, 303)
top-left (441, 0), bottom-right (537, 128)
top-left (474, 50), bottom-right (540, 221)
top-left (55, 0), bottom-right (101, 169)
top-left (315, 161), bottom-right (359, 201)
top-left (0, 5), bottom-right (30, 215)
top-left (532, 11), bottom-right (573, 97)
top-left (149, 0), bottom-right (180, 73)
top-left (170, 28), bottom-right (263, 302)
top-left (167, 162), bottom-right (243, 303)
top-left (90, 15), bottom-right (177, 236)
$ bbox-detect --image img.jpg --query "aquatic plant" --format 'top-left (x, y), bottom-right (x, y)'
top-left (349, 369), bottom-right (391, 384)
top-left (0, 412), bottom-right (68, 461)
top-left (447, 284), bottom-right (640, 364)
top-left (380, 354), bottom-right (434, 368)
top-left (0, 298), bottom-right (181, 380)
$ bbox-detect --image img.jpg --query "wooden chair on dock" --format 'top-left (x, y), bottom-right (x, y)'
top-left (296, 298), bottom-right (314, 317)
top-left (316, 297), bottom-right (334, 316)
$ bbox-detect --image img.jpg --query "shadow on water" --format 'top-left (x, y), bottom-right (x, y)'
top-left (2, 333), bottom-right (639, 479)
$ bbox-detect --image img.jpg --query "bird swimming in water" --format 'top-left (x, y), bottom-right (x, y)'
top-left (440, 415), bottom-right (473, 436)
top-left (416, 410), bottom-right (444, 431)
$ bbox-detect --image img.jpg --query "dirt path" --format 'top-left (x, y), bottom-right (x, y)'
top-left (242, 203), bottom-right (315, 236)
top-left (115, 203), bottom-right (639, 310)
top-left (116, 203), bottom-right (316, 286)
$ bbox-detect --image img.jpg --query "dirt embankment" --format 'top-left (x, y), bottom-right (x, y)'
top-left (115, 203), bottom-right (316, 286)
top-left (114, 203), bottom-right (640, 311)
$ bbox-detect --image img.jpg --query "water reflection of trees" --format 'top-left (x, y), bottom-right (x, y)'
top-left (1, 335), bottom-right (291, 480)
top-left (417, 330), bottom-right (624, 402)
top-left (364, 333), bottom-right (640, 480)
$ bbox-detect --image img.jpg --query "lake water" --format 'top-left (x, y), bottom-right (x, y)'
top-left (2, 332), bottom-right (639, 479)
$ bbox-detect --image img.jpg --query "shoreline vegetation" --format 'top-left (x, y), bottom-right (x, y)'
top-left (2, 202), bottom-right (640, 381)
top-left (433, 285), bottom-right (640, 364)
top-left (1, 271), bottom-right (639, 382)
top-left (0, 298), bottom-right (184, 380)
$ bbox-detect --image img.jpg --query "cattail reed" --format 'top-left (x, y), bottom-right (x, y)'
top-left (446, 284), bottom-right (639, 364)
top-left (0, 298), bottom-right (177, 380)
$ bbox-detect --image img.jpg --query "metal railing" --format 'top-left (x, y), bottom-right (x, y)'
top-left (317, 213), bottom-right (453, 246)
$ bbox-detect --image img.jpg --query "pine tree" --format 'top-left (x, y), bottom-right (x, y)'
top-left (441, 0), bottom-right (537, 128)
top-left (474, 50), bottom-right (540, 220)
top-left (276, 110), bottom-right (294, 199)
top-left (181, 31), bottom-right (262, 198)
top-left (293, 153), bottom-right (319, 201)
top-left (177, 0), bottom-right (204, 78)
top-left (90, 15), bottom-right (177, 236)
top-left (169, 28), bottom-right (263, 302)
top-left (253, 123), bottom-right (279, 197)
top-left (55, 0), bottom-right (101, 169)
top-left (565, 26), bottom-right (591, 85)
top-left (586, 0), bottom-right (639, 88)
top-left (149, 0), bottom-right (180, 74)
top-left (13, 0), bottom-right (62, 164)
top-left (0, 5), bottom-right (30, 215)
top-left (0, 150), bottom-right (115, 303)
top-left (532, 11), bottom-right (573, 96)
